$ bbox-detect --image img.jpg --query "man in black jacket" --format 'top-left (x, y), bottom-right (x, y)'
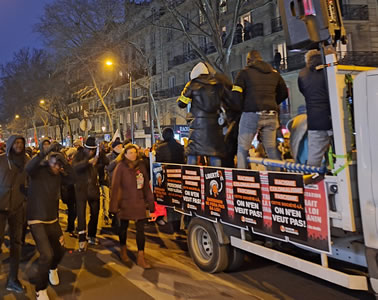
top-left (26, 143), bottom-right (73, 300)
top-left (72, 137), bottom-right (100, 251)
top-left (156, 128), bottom-right (185, 164)
top-left (0, 135), bottom-right (28, 293)
top-left (232, 50), bottom-right (288, 169)
top-left (298, 49), bottom-right (332, 167)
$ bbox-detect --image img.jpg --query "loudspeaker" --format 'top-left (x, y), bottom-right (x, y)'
top-left (279, 0), bottom-right (346, 50)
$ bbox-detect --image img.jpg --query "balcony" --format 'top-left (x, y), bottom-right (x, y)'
top-left (168, 51), bottom-right (198, 69)
top-left (337, 51), bottom-right (378, 67)
top-left (341, 4), bottom-right (369, 21)
top-left (251, 23), bottom-right (264, 38)
top-left (271, 17), bottom-right (283, 34)
top-left (270, 53), bottom-right (306, 73)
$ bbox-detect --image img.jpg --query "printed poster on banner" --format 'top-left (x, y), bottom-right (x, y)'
top-left (203, 168), bottom-right (229, 220)
top-left (232, 170), bottom-right (263, 229)
top-left (152, 163), bottom-right (170, 206)
top-left (268, 173), bottom-right (307, 241)
top-left (165, 164), bottom-right (183, 209)
top-left (181, 165), bottom-right (203, 214)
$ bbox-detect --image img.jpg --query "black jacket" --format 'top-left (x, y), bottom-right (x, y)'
top-left (156, 139), bottom-right (185, 164)
top-left (72, 148), bottom-right (100, 200)
top-left (0, 135), bottom-right (29, 212)
top-left (298, 53), bottom-right (332, 131)
top-left (177, 74), bottom-right (232, 158)
top-left (233, 60), bottom-right (288, 112)
top-left (26, 152), bottom-right (73, 222)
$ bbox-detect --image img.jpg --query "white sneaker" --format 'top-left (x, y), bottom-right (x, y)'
top-left (36, 289), bottom-right (49, 300)
top-left (49, 268), bottom-right (59, 286)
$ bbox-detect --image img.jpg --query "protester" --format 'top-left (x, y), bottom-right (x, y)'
top-left (110, 144), bottom-right (156, 268)
top-left (72, 137), bottom-right (100, 251)
top-left (106, 140), bottom-right (124, 184)
top-left (155, 128), bottom-right (185, 164)
top-left (232, 50), bottom-right (288, 169)
top-left (26, 143), bottom-right (74, 300)
top-left (234, 23), bottom-right (243, 44)
top-left (177, 62), bottom-right (231, 167)
top-left (298, 49), bottom-right (333, 167)
top-left (244, 20), bottom-right (252, 41)
top-left (274, 49), bottom-right (282, 71)
top-left (0, 135), bottom-right (29, 293)
top-left (97, 142), bottom-right (110, 227)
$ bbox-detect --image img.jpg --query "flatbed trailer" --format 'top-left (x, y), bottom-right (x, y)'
top-left (151, 58), bottom-right (378, 295)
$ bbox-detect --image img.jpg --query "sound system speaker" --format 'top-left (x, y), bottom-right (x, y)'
top-left (279, 0), bottom-right (346, 50)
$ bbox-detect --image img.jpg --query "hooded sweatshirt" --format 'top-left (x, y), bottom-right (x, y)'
top-left (298, 51), bottom-right (332, 131)
top-left (233, 60), bottom-right (288, 112)
top-left (0, 135), bottom-right (28, 212)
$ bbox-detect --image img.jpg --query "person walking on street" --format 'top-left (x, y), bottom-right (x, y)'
top-left (26, 143), bottom-right (74, 300)
top-left (110, 144), bottom-right (156, 268)
top-left (298, 49), bottom-right (333, 167)
top-left (72, 137), bottom-right (100, 251)
top-left (232, 50), bottom-right (288, 169)
top-left (0, 135), bottom-right (29, 293)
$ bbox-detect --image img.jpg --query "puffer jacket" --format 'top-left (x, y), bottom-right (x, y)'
top-left (177, 74), bottom-right (231, 158)
top-left (0, 135), bottom-right (29, 212)
top-left (233, 60), bottom-right (288, 112)
top-left (298, 52), bottom-right (332, 131)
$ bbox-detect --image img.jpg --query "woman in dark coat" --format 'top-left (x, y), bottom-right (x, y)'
top-left (110, 144), bottom-right (156, 268)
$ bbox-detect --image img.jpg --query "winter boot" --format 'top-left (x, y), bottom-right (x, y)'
top-left (137, 251), bottom-right (151, 269)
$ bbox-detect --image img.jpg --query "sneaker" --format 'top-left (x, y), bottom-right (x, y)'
top-left (88, 237), bottom-right (98, 246)
top-left (36, 289), bottom-right (49, 300)
top-left (6, 278), bottom-right (25, 293)
top-left (78, 241), bottom-right (88, 252)
top-left (49, 268), bottom-right (59, 286)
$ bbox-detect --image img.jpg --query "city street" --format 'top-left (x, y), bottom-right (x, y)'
top-left (0, 210), bottom-right (373, 300)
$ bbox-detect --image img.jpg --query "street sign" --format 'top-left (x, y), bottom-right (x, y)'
top-left (80, 119), bottom-right (92, 132)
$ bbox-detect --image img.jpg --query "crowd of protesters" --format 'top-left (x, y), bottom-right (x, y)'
top-left (0, 48), bottom-right (331, 300)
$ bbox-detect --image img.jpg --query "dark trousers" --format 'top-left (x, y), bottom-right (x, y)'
top-left (87, 197), bottom-right (99, 238)
top-left (0, 207), bottom-right (24, 280)
top-left (75, 186), bottom-right (99, 241)
top-left (30, 222), bottom-right (65, 291)
top-left (119, 219), bottom-right (146, 251)
top-left (66, 185), bottom-right (77, 233)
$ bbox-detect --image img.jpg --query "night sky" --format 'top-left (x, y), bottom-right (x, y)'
top-left (0, 0), bottom-right (53, 66)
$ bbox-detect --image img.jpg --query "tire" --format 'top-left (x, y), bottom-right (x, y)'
top-left (188, 218), bottom-right (229, 273)
top-left (225, 247), bottom-right (245, 272)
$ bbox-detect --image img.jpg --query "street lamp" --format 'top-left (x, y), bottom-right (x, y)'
top-left (40, 99), bottom-right (45, 105)
top-left (104, 60), bottom-right (134, 143)
top-left (101, 125), bottom-right (106, 133)
top-left (15, 114), bottom-right (20, 120)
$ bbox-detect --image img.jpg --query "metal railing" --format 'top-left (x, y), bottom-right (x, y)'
top-left (251, 23), bottom-right (264, 38)
top-left (337, 51), bottom-right (378, 67)
top-left (270, 53), bottom-right (306, 73)
top-left (271, 17), bottom-right (283, 34)
top-left (341, 4), bottom-right (369, 21)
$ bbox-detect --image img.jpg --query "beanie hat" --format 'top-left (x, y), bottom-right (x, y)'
top-left (190, 62), bottom-right (209, 80)
top-left (84, 136), bottom-right (97, 149)
top-left (112, 140), bottom-right (122, 149)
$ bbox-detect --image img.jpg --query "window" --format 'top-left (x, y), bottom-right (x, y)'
top-left (168, 76), bottom-right (176, 88)
top-left (274, 42), bottom-right (287, 70)
top-left (134, 111), bottom-right (139, 123)
top-left (199, 36), bottom-right (207, 50)
top-left (184, 13), bottom-right (190, 30)
top-left (127, 112), bottom-right (131, 124)
top-left (144, 110), bottom-right (148, 121)
top-left (199, 8), bottom-right (206, 25)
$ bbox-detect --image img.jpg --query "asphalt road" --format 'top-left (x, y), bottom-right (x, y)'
top-left (0, 211), bottom-right (374, 300)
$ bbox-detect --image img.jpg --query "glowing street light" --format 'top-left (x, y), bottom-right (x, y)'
top-left (105, 60), bottom-right (113, 66)
top-left (15, 114), bottom-right (20, 119)
top-left (40, 99), bottom-right (46, 105)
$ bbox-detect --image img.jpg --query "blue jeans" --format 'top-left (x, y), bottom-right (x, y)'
top-left (187, 155), bottom-right (222, 167)
top-left (237, 112), bottom-right (281, 169)
top-left (307, 130), bottom-right (332, 167)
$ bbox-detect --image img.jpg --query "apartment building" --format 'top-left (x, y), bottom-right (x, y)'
top-left (26, 0), bottom-right (378, 147)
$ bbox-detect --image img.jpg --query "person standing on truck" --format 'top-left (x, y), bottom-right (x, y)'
top-left (0, 135), bottom-right (29, 294)
top-left (298, 49), bottom-right (332, 167)
top-left (232, 50), bottom-right (288, 169)
top-left (177, 62), bottom-right (232, 167)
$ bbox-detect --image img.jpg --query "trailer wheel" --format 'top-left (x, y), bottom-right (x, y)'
top-left (188, 218), bottom-right (229, 273)
top-left (225, 247), bottom-right (245, 272)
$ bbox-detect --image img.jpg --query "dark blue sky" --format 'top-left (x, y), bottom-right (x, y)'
top-left (0, 0), bottom-right (53, 66)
